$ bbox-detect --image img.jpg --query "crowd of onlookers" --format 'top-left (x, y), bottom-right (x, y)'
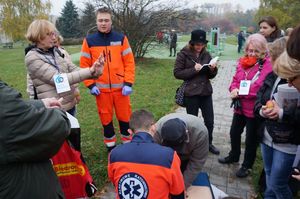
top-left (173, 15), bottom-right (300, 198)
top-left (0, 5), bottom-right (300, 199)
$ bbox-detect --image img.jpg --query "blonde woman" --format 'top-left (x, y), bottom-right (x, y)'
top-left (25, 19), bottom-right (104, 150)
top-left (25, 19), bottom-right (103, 113)
top-left (255, 37), bottom-right (300, 198)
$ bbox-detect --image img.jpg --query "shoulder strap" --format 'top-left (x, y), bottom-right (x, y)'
top-left (33, 86), bottom-right (38, 100)
top-left (270, 76), bottom-right (281, 99)
top-left (257, 58), bottom-right (265, 72)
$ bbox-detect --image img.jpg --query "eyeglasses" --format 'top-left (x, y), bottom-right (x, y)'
top-left (247, 49), bottom-right (260, 54)
top-left (46, 31), bottom-right (57, 37)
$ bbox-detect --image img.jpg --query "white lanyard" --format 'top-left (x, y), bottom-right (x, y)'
top-left (244, 64), bottom-right (259, 84)
top-left (270, 77), bottom-right (281, 99)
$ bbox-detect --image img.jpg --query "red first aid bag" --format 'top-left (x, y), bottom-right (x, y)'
top-left (52, 141), bottom-right (97, 199)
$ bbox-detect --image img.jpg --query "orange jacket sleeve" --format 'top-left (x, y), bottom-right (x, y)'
top-left (170, 152), bottom-right (185, 196)
top-left (121, 36), bottom-right (135, 85)
top-left (80, 38), bottom-right (95, 88)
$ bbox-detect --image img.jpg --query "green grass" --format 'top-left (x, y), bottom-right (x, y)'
top-left (225, 34), bottom-right (238, 46)
top-left (179, 34), bottom-right (190, 43)
top-left (0, 46), bottom-right (180, 191)
top-left (0, 47), bottom-right (27, 95)
top-left (74, 57), bottom-right (180, 190)
top-left (0, 43), bottom-right (264, 196)
top-left (219, 44), bottom-right (242, 61)
top-left (64, 45), bottom-right (82, 55)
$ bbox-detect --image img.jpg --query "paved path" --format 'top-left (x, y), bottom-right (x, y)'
top-left (175, 60), bottom-right (256, 199)
top-left (97, 60), bottom-right (256, 199)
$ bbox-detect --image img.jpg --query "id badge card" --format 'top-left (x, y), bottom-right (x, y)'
top-left (54, 73), bottom-right (71, 93)
top-left (238, 80), bottom-right (251, 95)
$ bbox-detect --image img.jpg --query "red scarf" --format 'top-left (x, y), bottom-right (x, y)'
top-left (240, 56), bottom-right (257, 69)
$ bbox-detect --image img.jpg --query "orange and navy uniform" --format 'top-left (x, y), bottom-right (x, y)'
top-left (80, 30), bottom-right (135, 147)
top-left (108, 132), bottom-right (185, 199)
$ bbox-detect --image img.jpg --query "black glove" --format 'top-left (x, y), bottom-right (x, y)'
top-left (230, 98), bottom-right (242, 110)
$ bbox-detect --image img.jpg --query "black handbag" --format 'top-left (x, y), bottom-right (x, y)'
top-left (175, 81), bottom-right (187, 107)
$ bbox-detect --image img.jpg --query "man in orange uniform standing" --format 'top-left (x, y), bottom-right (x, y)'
top-left (108, 110), bottom-right (185, 199)
top-left (80, 7), bottom-right (135, 152)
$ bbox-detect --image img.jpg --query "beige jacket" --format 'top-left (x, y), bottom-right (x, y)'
top-left (154, 113), bottom-right (209, 188)
top-left (25, 47), bottom-right (93, 111)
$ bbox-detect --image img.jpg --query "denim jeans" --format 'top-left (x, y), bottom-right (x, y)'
top-left (261, 143), bottom-right (295, 199)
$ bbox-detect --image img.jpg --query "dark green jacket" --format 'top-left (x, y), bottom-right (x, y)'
top-left (0, 81), bottom-right (70, 199)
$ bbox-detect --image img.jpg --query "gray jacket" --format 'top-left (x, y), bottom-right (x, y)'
top-left (0, 81), bottom-right (70, 199)
top-left (154, 113), bottom-right (209, 188)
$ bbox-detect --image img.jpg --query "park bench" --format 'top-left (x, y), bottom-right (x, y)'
top-left (2, 42), bottom-right (13, 49)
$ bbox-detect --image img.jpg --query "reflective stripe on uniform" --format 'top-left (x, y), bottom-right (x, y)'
top-left (105, 142), bottom-right (116, 147)
top-left (121, 134), bottom-right (132, 143)
top-left (110, 41), bottom-right (122, 46)
top-left (122, 140), bottom-right (131, 144)
top-left (96, 83), bottom-right (110, 88)
top-left (104, 135), bottom-right (116, 147)
top-left (81, 52), bottom-right (91, 59)
top-left (96, 83), bottom-right (124, 89)
top-left (122, 48), bottom-right (132, 56)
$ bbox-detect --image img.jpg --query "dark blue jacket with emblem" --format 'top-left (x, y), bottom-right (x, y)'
top-left (108, 132), bottom-right (185, 199)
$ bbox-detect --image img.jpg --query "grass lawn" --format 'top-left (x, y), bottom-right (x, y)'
top-left (64, 45), bottom-right (82, 55)
top-left (0, 47), bottom-right (27, 94)
top-left (74, 58), bottom-right (180, 189)
top-left (0, 38), bottom-right (264, 196)
top-left (225, 34), bottom-right (238, 46)
top-left (0, 46), bottom-right (180, 191)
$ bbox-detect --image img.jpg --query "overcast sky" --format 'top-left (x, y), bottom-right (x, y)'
top-left (50, 0), bottom-right (260, 16)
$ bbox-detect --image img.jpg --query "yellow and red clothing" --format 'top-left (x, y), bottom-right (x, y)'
top-left (108, 132), bottom-right (185, 199)
top-left (80, 30), bottom-right (135, 147)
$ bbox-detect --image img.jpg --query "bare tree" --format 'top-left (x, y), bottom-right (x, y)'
top-left (93, 0), bottom-right (181, 58)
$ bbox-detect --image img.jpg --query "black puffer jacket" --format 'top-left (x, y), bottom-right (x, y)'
top-left (254, 72), bottom-right (300, 144)
top-left (174, 46), bottom-right (218, 96)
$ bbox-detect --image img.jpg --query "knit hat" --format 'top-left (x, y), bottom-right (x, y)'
top-left (161, 118), bottom-right (187, 148)
top-left (189, 29), bottom-right (208, 45)
top-left (273, 51), bottom-right (300, 79)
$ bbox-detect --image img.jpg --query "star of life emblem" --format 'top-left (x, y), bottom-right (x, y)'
top-left (118, 172), bottom-right (149, 199)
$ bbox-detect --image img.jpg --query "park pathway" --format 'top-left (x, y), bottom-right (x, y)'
top-left (175, 60), bottom-right (256, 199)
top-left (97, 60), bottom-right (257, 199)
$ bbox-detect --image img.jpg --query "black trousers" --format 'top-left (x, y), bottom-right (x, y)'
top-left (229, 113), bottom-right (259, 168)
top-left (238, 42), bottom-right (243, 53)
top-left (67, 106), bottom-right (81, 151)
top-left (184, 95), bottom-right (214, 144)
top-left (170, 45), bottom-right (176, 56)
